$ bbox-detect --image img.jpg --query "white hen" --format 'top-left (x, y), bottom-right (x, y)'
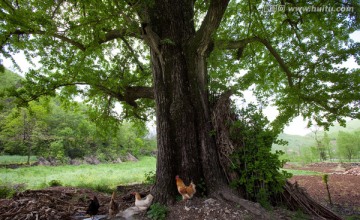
top-left (132, 192), bottom-right (154, 208)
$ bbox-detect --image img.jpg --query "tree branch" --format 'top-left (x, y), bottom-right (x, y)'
top-left (190, 0), bottom-right (230, 55)
top-left (19, 81), bottom-right (154, 107)
top-left (3, 29), bottom-right (86, 51)
top-left (215, 37), bottom-right (258, 50)
top-left (119, 36), bottom-right (146, 74)
top-left (216, 36), bottom-right (294, 87)
top-left (257, 37), bottom-right (293, 87)
top-left (51, 0), bottom-right (65, 19)
top-left (2, 27), bottom-right (140, 52)
top-left (97, 29), bottom-right (140, 45)
top-left (1, 0), bottom-right (15, 12)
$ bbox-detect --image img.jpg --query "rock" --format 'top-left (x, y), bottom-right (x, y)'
top-left (203, 198), bottom-right (216, 205)
top-left (37, 157), bottom-right (51, 166)
top-left (84, 156), bottom-right (100, 165)
top-left (70, 159), bottom-right (83, 165)
top-left (126, 153), bottom-right (138, 162)
top-left (114, 157), bottom-right (123, 163)
top-left (47, 157), bottom-right (58, 166)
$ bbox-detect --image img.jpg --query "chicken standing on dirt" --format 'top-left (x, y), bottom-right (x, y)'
top-left (132, 192), bottom-right (154, 209)
top-left (109, 191), bottom-right (120, 218)
top-left (175, 175), bottom-right (196, 200)
top-left (86, 195), bottom-right (100, 219)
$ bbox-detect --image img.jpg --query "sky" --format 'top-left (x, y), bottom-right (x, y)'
top-left (2, 32), bottom-right (359, 136)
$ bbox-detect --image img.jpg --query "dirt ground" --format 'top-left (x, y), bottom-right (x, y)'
top-left (287, 162), bottom-right (360, 217)
top-left (0, 185), bottom-right (319, 220)
top-left (1, 162), bottom-right (359, 220)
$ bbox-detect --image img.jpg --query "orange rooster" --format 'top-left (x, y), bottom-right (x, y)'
top-left (108, 191), bottom-right (119, 218)
top-left (175, 175), bottom-right (196, 200)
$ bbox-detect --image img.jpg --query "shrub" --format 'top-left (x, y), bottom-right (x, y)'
top-left (48, 179), bottom-right (63, 187)
top-left (229, 105), bottom-right (292, 206)
top-left (147, 203), bottom-right (168, 220)
top-left (144, 171), bottom-right (156, 185)
top-left (0, 185), bottom-right (15, 199)
top-left (0, 182), bottom-right (25, 198)
top-left (76, 182), bottom-right (113, 194)
top-left (94, 184), bottom-right (113, 194)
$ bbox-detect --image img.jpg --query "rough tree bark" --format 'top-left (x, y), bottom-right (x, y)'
top-left (141, 0), bottom-right (228, 199)
top-left (140, 1), bottom-right (265, 216)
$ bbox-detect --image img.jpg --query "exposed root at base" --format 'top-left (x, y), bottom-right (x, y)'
top-left (210, 188), bottom-right (269, 219)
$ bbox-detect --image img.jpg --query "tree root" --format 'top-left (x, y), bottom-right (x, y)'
top-left (210, 187), bottom-right (269, 219)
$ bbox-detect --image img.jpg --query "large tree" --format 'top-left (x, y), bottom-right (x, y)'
top-left (1, 0), bottom-right (359, 207)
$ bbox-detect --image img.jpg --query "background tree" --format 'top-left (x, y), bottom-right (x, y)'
top-left (0, 0), bottom-right (359, 208)
top-left (337, 131), bottom-right (360, 161)
top-left (0, 69), bottom-right (22, 152)
top-left (323, 132), bottom-right (334, 162)
top-left (0, 72), bottom-right (154, 162)
top-left (311, 126), bottom-right (327, 161)
top-left (0, 103), bottom-right (48, 164)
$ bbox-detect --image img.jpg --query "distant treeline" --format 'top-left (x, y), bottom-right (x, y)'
top-left (277, 129), bottom-right (360, 163)
top-left (0, 69), bottom-right (156, 163)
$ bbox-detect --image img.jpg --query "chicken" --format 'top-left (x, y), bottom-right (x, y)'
top-left (132, 192), bottom-right (154, 209)
top-left (175, 175), bottom-right (196, 200)
top-left (108, 191), bottom-right (119, 218)
top-left (86, 196), bottom-right (100, 218)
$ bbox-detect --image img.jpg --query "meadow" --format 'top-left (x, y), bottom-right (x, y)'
top-left (0, 156), bottom-right (156, 191)
top-left (0, 155), bottom-right (322, 192)
top-left (0, 155), bottom-right (38, 165)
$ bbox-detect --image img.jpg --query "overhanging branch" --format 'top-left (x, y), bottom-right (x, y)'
top-left (19, 81), bottom-right (154, 107)
top-left (215, 36), bottom-right (294, 87)
top-left (2, 27), bottom-right (140, 52)
top-left (119, 36), bottom-right (146, 74)
top-left (2, 29), bottom-right (86, 51)
top-left (98, 29), bottom-right (140, 45)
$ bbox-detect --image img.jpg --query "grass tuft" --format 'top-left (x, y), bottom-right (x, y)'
top-left (282, 169), bottom-right (323, 176)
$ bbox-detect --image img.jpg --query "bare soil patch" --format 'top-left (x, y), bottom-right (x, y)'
top-left (0, 185), bottom-right (316, 220)
top-left (288, 162), bottom-right (360, 217)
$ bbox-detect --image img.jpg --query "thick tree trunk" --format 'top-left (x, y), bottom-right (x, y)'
top-left (136, 3), bottom-right (343, 219)
top-left (146, 1), bottom-right (228, 203)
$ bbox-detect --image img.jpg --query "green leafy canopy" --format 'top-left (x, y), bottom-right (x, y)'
top-left (0, 0), bottom-right (359, 129)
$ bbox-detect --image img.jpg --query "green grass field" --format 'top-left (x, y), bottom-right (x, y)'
top-left (0, 155), bottom-right (322, 194)
top-left (0, 155), bottom-right (38, 165)
top-left (0, 156), bottom-right (156, 191)
top-left (282, 169), bottom-right (323, 176)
